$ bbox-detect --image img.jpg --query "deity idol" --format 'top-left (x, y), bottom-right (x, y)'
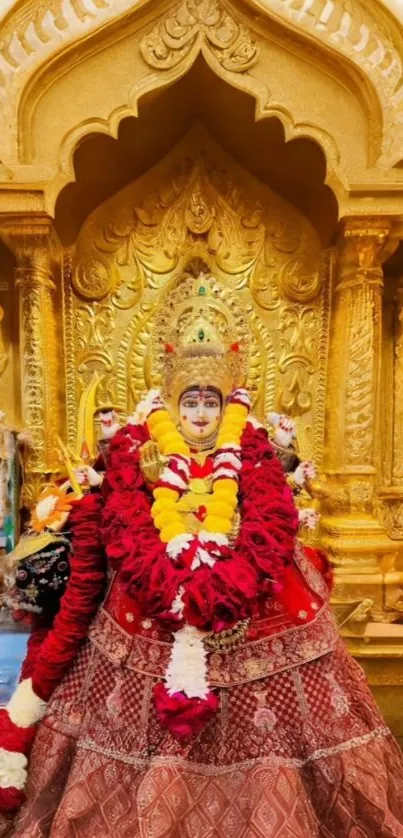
top-left (0, 276), bottom-right (402, 837)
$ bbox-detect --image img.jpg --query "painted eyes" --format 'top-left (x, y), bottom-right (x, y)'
top-left (182, 400), bottom-right (219, 410)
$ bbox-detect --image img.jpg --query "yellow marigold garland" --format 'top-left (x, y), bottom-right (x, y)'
top-left (148, 395), bottom-right (250, 543)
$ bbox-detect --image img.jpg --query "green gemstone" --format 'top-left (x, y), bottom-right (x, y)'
top-left (198, 328), bottom-right (205, 341)
top-left (198, 286), bottom-right (206, 296)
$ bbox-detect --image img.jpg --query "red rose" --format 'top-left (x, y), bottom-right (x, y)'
top-left (182, 567), bottom-right (216, 630)
top-left (119, 546), bottom-right (189, 619)
top-left (210, 557), bottom-right (257, 631)
top-left (237, 520), bottom-right (288, 582)
top-left (107, 464), bottom-right (145, 492)
top-left (153, 683), bottom-right (219, 742)
top-left (0, 786), bottom-right (25, 814)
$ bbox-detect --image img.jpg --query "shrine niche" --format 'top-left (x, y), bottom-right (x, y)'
top-left (66, 125), bottom-right (327, 465)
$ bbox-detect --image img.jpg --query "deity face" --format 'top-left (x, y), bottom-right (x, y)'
top-left (179, 388), bottom-right (222, 441)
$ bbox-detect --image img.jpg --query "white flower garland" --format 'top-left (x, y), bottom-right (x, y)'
top-left (0, 749), bottom-right (28, 791)
top-left (7, 678), bottom-right (47, 728)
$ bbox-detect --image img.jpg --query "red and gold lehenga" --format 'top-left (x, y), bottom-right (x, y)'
top-left (13, 572), bottom-right (403, 837)
top-left (1, 278), bottom-right (402, 837)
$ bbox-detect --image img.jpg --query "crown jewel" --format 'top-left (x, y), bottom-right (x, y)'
top-left (152, 265), bottom-right (250, 407)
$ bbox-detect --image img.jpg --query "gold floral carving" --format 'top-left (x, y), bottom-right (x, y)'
top-left (1, 0), bottom-right (403, 166)
top-left (75, 303), bottom-right (115, 372)
top-left (140, 1), bottom-right (259, 73)
top-left (278, 305), bottom-right (318, 416)
top-left (21, 472), bottom-right (47, 511)
top-left (63, 252), bottom-right (79, 453)
top-left (73, 146), bottom-right (320, 311)
top-left (377, 493), bottom-right (403, 540)
top-left (261, 0), bottom-right (403, 165)
top-left (73, 257), bottom-right (116, 301)
top-left (376, 280), bottom-right (403, 541)
top-left (74, 301), bottom-right (118, 432)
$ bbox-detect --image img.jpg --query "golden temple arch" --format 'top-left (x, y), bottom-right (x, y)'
top-left (1, 0), bottom-right (403, 734)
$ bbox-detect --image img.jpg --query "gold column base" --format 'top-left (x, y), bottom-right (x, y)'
top-left (322, 513), bottom-right (403, 620)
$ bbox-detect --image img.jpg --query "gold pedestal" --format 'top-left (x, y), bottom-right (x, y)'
top-left (322, 513), bottom-right (402, 619)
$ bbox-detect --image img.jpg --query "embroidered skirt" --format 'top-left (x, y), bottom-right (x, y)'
top-left (3, 601), bottom-right (403, 838)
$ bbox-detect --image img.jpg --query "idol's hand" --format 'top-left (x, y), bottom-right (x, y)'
top-left (293, 461), bottom-right (317, 488)
top-left (267, 412), bottom-right (296, 448)
top-left (298, 508), bottom-right (320, 530)
top-left (73, 466), bottom-right (102, 488)
top-left (139, 440), bottom-right (164, 484)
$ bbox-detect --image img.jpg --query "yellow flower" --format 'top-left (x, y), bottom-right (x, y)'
top-left (214, 479), bottom-right (238, 496)
top-left (153, 487), bottom-right (179, 501)
top-left (206, 499), bottom-right (234, 518)
top-left (147, 409), bottom-right (170, 430)
top-left (160, 522), bottom-right (187, 543)
top-left (151, 421), bottom-right (174, 439)
top-left (203, 515), bottom-right (232, 534)
top-left (225, 404), bottom-right (248, 419)
top-left (151, 498), bottom-right (177, 517)
top-left (154, 509), bottom-right (179, 529)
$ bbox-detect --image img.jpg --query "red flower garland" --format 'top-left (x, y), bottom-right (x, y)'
top-left (0, 494), bottom-right (106, 817)
top-left (32, 492), bottom-right (106, 701)
top-left (153, 682), bottom-right (219, 741)
top-left (0, 416), bottom-right (330, 817)
top-left (101, 421), bottom-right (304, 634)
top-left (0, 622), bottom-right (50, 815)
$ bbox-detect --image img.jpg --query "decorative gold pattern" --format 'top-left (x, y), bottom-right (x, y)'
top-left (326, 220), bottom-right (394, 474)
top-left (0, 306), bottom-right (8, 379)
top-left (322, 218), bottom-right (403, 636)
top-left (1, 0), bottom-right (403, 171)
top-left (73, 257), bottom-right (115, 301)
top-left (278, 305), bottom-right (318, 416)
top-left (140, 0), bottom-right (259, 73)
top-left (377, 491), bottom-right (403, 541)
top-left (344, 281), bottom-right (379, 467)
top-left (0, 217), bottom-right (61, 481)
top-left (392, 281), bottom-right (403, 486)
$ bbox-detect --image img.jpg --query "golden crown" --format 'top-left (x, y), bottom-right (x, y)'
top-left (152, 267), bottom-right (250, 407)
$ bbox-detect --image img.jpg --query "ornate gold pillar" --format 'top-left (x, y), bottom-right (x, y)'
top-left (0, 215), bottom-right (62, 505)
top-left (322, 218), bottom-right (400, 615)
top-left (376, 276), bottom-right (403, 614)
top-left (392, 279), bottom-right (403, 488)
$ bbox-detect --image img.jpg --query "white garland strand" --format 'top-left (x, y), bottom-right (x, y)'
top-left (214, 452), bottom-right (242, 469)
top-left (191, 547), bottom-right (216, 571)
top-left (127, 388), bottom-right (163, 426)
top-left (166, 533), bottom-right (194, 560)
top-left (0, 749), bottom-right (28, 791)
top-left (165, 625), bottom-right (210, 699)
top-left (7, 678), bottom-right (47, 728)
top-left (159, 467), bottom-right (188, 491)
top-left (199, 532), bottom-right (229, 546)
